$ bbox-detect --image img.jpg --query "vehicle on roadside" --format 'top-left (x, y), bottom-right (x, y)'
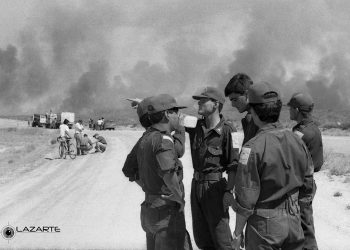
top-left (32, 114), bottom-right (47, 127)
top-left (104, 120), bottom-right (117, 130)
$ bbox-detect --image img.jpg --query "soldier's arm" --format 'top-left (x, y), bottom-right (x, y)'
top-left (155, 135), bottom-right (184, 205)
top-left (173, 125), bottom-right (186, 158)
top-left (234, 145), bottom-right (261, 234)
top-left (224, 125), bottom-right (240, 190)
top-left (299, 144), bottom-right (315, 208)
top-left (122, 141), bottom-right (140, 183)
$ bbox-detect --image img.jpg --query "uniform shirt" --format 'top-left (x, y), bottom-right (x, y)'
top-left (293, 117), bottom-right (324, 172)
top-left (241, 113), bottom-right (259, 146)
top-left (59, 124), bottom-right (70, 137)
top-left (95, 135), bottom-right (107, 145)
top-left (136, 127), bottom-right (180, 195)
top-left (186, 116), bottom-right (239, 173)
top-left (235, 122), bottom-right (314, 218)
top-left (123, 128), bottom-right (185, 182)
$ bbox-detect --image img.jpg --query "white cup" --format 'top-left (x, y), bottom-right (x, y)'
top-left (179, 114), bottom-right (198, 128)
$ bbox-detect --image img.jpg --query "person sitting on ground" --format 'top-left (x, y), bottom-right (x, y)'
top-left (80, 134), bottom-right (94, 155)
top-left (93, 133), bottom-right (107, 153)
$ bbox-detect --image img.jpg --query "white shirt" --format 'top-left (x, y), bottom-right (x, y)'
top-left (97, 119), bottom-right (102, 125)
top-left (75, 122), bottom-right (84, 133)
top-left (60, 124), bottom-right (70, 137)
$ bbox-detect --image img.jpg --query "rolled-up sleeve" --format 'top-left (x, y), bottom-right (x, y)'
top-left (235, 146), bottom-right (260, 218)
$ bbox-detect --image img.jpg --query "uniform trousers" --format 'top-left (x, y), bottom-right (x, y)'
top-left (141, 200), bottom-right (192, 250)
top-left (191, 178), bottom-right (233, 250)
top-left (245, 195), bottom-right (304, 250)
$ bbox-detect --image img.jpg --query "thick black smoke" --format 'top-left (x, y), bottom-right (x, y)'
top-left (0, 0), bottom-right (349, 116)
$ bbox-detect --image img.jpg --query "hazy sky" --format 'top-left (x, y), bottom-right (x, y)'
top-left (0, 0), bottom-right (349, 115)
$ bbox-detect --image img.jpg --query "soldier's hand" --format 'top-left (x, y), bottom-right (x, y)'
top-left (126, 98), bottom-right (142, 109)
top-left (232, 232), bottom-right (244, 250)
top-left (223, 191), bottom-right (235, 211)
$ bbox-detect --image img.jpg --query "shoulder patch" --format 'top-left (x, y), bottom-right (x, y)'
top-left (162, 135), bottom-right (174, 143)
top-left (294, 130), bottom-right (304, 138)
top-left (239, 147), bottom-right (251, 165)
top-left (231, 132), bottom-right (241, 150)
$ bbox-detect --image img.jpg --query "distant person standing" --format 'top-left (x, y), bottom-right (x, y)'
top-left (97, 118), bottom-right (103, 130)
top-left (93, 133), bottom-right (107, 153)
top-left (74, 120), bottom-right (84, 156)
top-left (288, 92), bottom-right (323, 250)
top-left (101, 117), bottom-right (105, 130)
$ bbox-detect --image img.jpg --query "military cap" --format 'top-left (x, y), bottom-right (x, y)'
top-left (192, 86), bottom-right (226, 104)
top-left (147, 94), bottom-right (186, 114)
top-left (287, 92), bottom-right (314, 112)
top-left (137, 96), bottom-right (153, 118)
top-left (248, 81), bottom-right (280, 104)
top-left (93, 133), bottom-right (99, 138)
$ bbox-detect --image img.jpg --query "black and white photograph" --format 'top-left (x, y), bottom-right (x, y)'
top-left (0, 0), bottom-right (349, 249)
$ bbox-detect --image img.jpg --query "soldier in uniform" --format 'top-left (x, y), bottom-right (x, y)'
top-left (232, 82), bottom-right (315, 250)
top-left (288, 92), bottom-right (323, 250)
top-left (224, 73), bottom-right (259, 145)
top-left (186, 87), bottom-right (239, 250)
top-left (122, 96), bottom-right (186, 189)
top-left (223, 73), bottom-right (260, 213)
top-left (124, 94), bottom-right (192, 250)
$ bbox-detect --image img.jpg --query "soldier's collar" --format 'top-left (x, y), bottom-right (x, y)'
top-left (299, 117), bottom-right (313, 126)
top-left (200, 115), bottom-right (225, 135)
top-left (257, 121), bottom-right (283, 134)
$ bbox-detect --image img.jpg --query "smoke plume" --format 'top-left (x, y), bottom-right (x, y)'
top-left (0, 0), bottom-right (349, 116)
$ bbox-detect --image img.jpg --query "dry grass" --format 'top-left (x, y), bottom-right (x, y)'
top-left (322, 148), bottom-right (350, 176)
top-left (0, 127), bottom-right (58, 184)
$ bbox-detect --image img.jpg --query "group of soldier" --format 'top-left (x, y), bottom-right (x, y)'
top-left (122, 73), bottom-right (323, 250)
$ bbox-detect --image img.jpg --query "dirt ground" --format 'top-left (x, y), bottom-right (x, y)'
top-left (0, 120), bottom-right (349, 249)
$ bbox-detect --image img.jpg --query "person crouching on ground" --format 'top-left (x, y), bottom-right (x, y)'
top-left (80, 134), bottom-right (94, 155)
top-left (93, 133), bottom-right (107, 153)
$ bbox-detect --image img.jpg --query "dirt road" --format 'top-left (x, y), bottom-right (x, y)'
top-left (0, 130), bottom-right (349, 249)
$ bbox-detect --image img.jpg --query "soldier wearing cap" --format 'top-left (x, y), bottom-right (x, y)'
top-left (232, 82), bottom-right (314, 250)
top-left (133, 94), bottom-right (192, 250)
top-left (224, 73), bottom-right (259, 146)
top-left (288, 92), bottom-right (323, 250)
top-left (123, 96), bottom-right (186, 188)
top-left (186, 86), bottom-right (239, 250)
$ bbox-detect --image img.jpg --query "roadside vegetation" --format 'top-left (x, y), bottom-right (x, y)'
top-left (0, 127), bottom-right (57, 185)
top-left (323, 148), bottom-right (350, 181)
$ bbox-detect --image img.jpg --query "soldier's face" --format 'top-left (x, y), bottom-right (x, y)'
top-left (166, 108), bottom-right (180, 129)
top-left (197, 98), bottom-right (217, 116)
top-left (228, 92), bottom-right (248, 113)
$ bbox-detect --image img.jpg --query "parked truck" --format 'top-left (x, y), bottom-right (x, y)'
top-left (32, 114), bottom-right (47, 127)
